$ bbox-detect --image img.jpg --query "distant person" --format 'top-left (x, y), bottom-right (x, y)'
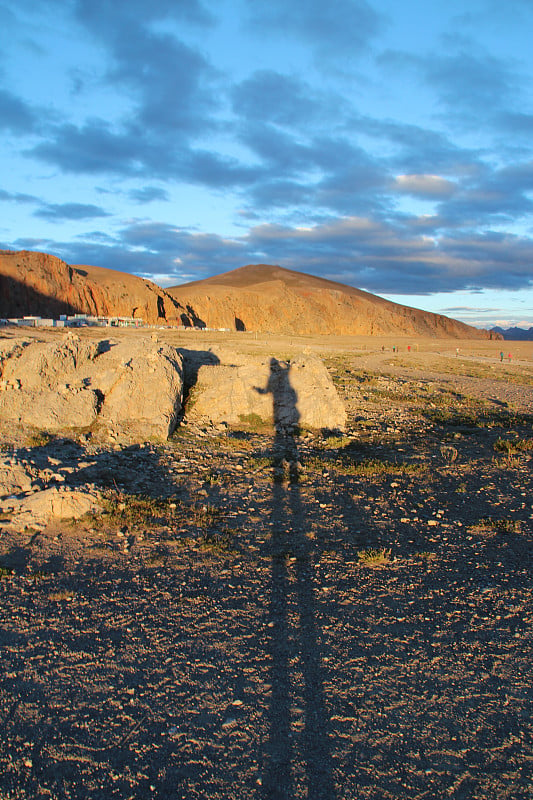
top-left (500, 351), bottom-right (504, 362)
top-left (407, 345), bottom-right (411, 352)
top-left (508, 352), bottom-right (512, 362)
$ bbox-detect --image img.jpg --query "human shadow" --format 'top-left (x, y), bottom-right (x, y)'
top-left (256, 358), bottom-right (337, 800)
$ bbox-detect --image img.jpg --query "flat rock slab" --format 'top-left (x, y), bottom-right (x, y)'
top-left (0, 334), bottom-right (184, 441)
top-left (0, 486), bottom-right (101, 530)
top-left (187, 353), bottom-right (346, 430)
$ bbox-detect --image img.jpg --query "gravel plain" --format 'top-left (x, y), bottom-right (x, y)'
top-left (0, 332), bottom-right (532, 800)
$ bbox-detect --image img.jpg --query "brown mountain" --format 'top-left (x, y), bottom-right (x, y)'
top-left (167, 263), bottom-right (496, 338)
top-left (0, 250), bottom-right (497, 338)
top-left (0, 250), bottom-right (179, 324)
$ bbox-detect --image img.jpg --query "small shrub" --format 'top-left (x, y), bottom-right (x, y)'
top-left (0, 566), bottom-right (14, 579)
top-left (48, 590), bottom-right (74, 602)
top-left (198, 528), bottom-right (236, 553)
top-left (440, 445), bottom-right (458, 464)
top-left (357, 548), bottom-right (392, 567)
top-left (415, 552), bottom-right (437, 561)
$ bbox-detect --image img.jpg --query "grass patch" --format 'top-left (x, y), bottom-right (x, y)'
top-left (25, 429), bottom-right (55, 448)
top-left (237, 412), bottom-right (272, 433)
top-left (468, 518), bottom-right (522, 536)
top-left (357, 548), bottom-right (392, 568)
top-left (342, 458), bottom-right (426, 477)
top-left (99, 492), bottom-right (175, 529)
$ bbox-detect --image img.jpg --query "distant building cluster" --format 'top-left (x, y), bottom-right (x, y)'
top-left (0, 313), bottom-right (143, 328)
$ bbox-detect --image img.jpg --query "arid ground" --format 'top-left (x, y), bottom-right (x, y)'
top-left (1, 330), bottom-right (532, 800)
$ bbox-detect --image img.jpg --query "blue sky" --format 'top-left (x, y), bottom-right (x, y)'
top-left (1, 0), bottom-right (533, 328)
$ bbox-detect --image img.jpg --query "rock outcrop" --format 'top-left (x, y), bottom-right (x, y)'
top-left (186, 351), bottom-right (346, 431)
top-left (0, 334), bottom-right (184, 441)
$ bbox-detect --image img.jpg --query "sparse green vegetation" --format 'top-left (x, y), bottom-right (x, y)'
top-left (494, 437), bottom-right (533, 454)
top-left (320, 434), bottom-right (351, 450)
top-left (440, 445), bottom-right (458, 464)
top-left (98, 492), bottom-right (175, 529)
top-left (423, 357), bottom-right (533, 386)
top-left (248, 454), bottom-right (274, 471)
top-left (302, 453), bottom-right (426, 477)
top-left (425, 404), bottom-right (532, 428)
top-left (342, 458), bottom-right (426, 477)
top-left (85, 491), bottom-right (223, 534)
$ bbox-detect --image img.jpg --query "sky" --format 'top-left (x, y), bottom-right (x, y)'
top-left (1, 0), bottom-right (533, 329)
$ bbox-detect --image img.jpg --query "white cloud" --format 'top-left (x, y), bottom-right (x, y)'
top-left (393, 174), bottom-right (457, 198)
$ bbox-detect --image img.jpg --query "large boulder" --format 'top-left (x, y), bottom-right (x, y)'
top-left (186, 352), bottom-right (346, 431)
top-left (0, 334), bottom-right (184, 441)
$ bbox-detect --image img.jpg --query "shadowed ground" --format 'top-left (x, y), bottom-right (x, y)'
top-left (0, 336), bottom-right (532, 799)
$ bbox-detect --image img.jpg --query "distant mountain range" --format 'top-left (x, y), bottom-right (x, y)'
top-left (491, 326), bottom-right (533, 341)
top-left (0, 249), bottom-right (500, 339)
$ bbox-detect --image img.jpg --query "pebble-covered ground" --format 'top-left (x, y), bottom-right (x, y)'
top-left (0, 346), bottom-right (532, 800)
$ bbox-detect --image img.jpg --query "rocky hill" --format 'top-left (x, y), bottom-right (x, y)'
top-left (0, 250), bottom-right (497, 338)
top-left (0, 250), bottom-right (179, 324)
top-left (168, 263), bottom-right (496, 339)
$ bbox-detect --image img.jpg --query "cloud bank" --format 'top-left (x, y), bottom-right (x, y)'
top-left (0, 0), bottom-right (532, 319)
